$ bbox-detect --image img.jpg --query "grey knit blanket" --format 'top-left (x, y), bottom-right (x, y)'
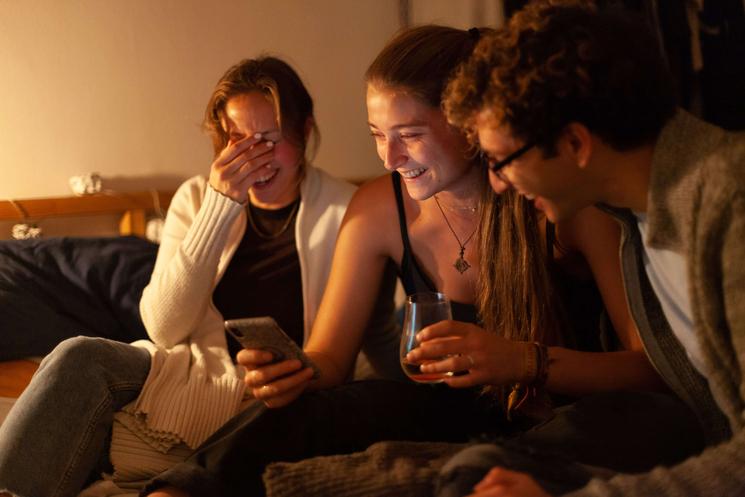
top-left (263, 441), bottom-right (468, 497)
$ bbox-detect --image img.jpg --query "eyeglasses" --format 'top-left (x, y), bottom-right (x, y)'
top-left (483, 142), bottom-right (535, 173)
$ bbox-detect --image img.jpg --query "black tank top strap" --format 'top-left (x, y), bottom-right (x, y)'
top-left (392, 172), bottom-right (414, 256)
top-left (392, 172), bottom-right (432, 295)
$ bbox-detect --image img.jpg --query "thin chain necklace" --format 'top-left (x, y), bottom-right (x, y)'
top-left (439, 201), bottom-right (478, 214)
top-left (246, 199), bottom-right (300, 240)
top-left (433, 195), bottom-right (477, 274)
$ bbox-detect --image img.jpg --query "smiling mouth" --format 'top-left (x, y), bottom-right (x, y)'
top-left (400, 167), bottom-right (426, 179)
top-left (254, 168), bottom-right (278, 186)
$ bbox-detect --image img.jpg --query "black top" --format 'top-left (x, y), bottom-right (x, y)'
top-left (391, 172), bottom-right (607, 350)
top-left (546, 220), bottom-right (610, 352)
top-left (391, 173), bottom-right (478, 324)
top-left (213, 199), bottom-right (304, 359)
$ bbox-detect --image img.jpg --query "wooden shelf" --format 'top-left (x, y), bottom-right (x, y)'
top-left (0, 191), bottom-right (173, 237)
top-left (0, 360), bottom-right (39, 398)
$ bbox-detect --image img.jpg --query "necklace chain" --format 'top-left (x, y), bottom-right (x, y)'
top-left (439, 201), bottom-right (478, 214)
top-left (246, 199), bottom-right (300, 240)
top-left (433, 195), bottom-right (477, 274)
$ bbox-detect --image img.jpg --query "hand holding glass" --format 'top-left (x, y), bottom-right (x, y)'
top-left (399, 292), bottom-right (454, 383)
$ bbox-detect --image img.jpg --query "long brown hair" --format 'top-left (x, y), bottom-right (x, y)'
top-left (365, 25), bottom-right (487, 108)
top-left (367, 25), bottom-right (567, 348)
top-left (477, 187), bottom-right (566, 347)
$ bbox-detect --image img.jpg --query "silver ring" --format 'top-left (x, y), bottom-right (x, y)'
top-left (466, 354), bottom-right (476, 368)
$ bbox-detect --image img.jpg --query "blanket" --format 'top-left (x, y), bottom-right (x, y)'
top-left (0, 236), bottom-right (156, 360)
top-left (263, 441), bottom-right (468, 497)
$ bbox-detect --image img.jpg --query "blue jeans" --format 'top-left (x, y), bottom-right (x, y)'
top-left (0, 337), bottom-right (150, 497)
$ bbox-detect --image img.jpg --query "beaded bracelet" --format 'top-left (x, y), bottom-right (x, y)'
top-left (507, 342), bottom-right (551, 421)
top-left (522, 341), bottom-right (538, 384)
top-left (519, 341), bottom-right (550, 386)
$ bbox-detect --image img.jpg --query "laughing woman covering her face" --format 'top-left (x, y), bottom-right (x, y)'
top-left (0, 57), bottom-right (384, 497)
top-left (140, 26), bottom-right (688, 497)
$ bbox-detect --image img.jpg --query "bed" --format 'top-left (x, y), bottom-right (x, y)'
top-left (0, 191), bottom-right (173, 423)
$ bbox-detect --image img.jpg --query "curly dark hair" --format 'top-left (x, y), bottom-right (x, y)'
top-left (444, 1), bottom-right (677, 155)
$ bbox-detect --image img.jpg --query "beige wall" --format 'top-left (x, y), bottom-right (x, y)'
top-left (0, 0), bottom-right (402, 200)
top-left (410, 0), bottom-right (504, 28)
top-left (0, 0), bottom-right (502, 237)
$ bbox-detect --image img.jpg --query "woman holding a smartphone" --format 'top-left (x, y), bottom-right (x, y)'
top-left (143, 26), bottom-right (696, 497)
top-left (0, 57), bottom-right (394, 497)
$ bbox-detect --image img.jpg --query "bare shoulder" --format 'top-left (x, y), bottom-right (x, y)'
top-left (557, 206), bottom-right (621, 257)
top-left (338, 174), bottom-right (401, 255)
top-left (345, 174), bottom-right (399, 222)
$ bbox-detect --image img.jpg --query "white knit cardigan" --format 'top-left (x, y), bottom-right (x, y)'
top-left (128, 165), bottom-right (355, 449)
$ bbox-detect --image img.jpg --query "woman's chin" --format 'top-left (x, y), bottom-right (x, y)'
top-left (402, 178), bottom-right (436, 201)
top-left (249, 175), bottom-right (299, 209)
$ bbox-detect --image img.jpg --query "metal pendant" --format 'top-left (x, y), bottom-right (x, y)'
top-left (454, 253), bottom-right (471, 274)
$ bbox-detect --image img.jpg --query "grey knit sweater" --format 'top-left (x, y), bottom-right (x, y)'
top-left (566, 110), bottom-right (745, 497)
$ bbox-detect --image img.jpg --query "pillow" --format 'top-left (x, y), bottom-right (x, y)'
top-left (0, 236), bottom-right (157, 361)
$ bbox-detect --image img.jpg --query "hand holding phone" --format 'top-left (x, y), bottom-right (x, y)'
top-left (225, 317), bottom-right (320, 379)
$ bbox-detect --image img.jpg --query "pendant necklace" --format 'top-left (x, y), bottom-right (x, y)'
top-left (433, 195), bottom-right (477, 274)
top-left (246, 199), bottom-right (301, 240)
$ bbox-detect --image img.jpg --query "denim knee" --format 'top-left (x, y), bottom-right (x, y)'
top-left (39, 337), bottom-right (105, 377)
top-left (0, 337), bottom-right (149, 497)
top-left (42, 335), bottom-right (101, 363)
top-left (37, 336), bottom-right (149, 394)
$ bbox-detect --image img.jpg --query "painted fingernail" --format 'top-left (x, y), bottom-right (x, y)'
top-left (266, 141), bottom-right (274, 148)
top-left (254, 133), bottom-right (262, 139)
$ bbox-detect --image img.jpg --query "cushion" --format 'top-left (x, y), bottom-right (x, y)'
top-left (0, 236), bottom-right (157, 360)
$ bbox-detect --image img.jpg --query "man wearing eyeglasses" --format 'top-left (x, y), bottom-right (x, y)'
top-left (440, 2), bottom-right (745, 497)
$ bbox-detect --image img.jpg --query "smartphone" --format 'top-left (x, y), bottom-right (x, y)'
top-left (224, 317), bottom-right (320, 379)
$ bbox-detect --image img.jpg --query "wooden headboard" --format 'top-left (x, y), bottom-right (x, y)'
top-left (0, 191), bottom-right (174, 238)
top-left (0, 190), bottom-right (173, 401)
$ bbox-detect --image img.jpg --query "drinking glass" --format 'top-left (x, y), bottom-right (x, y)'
top-left (399, 292), bottom-right (453, 383)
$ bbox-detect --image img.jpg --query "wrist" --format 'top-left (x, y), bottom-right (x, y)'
top-left (305, 349), bottom-right (344, 388)
top-left (505, 342), bottom-right (552, 421)
top-left (207, 180), bottom-right (247, 206)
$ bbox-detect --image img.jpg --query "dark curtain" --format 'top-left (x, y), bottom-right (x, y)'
top-left (503, 0), bottom-right (745, 131)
